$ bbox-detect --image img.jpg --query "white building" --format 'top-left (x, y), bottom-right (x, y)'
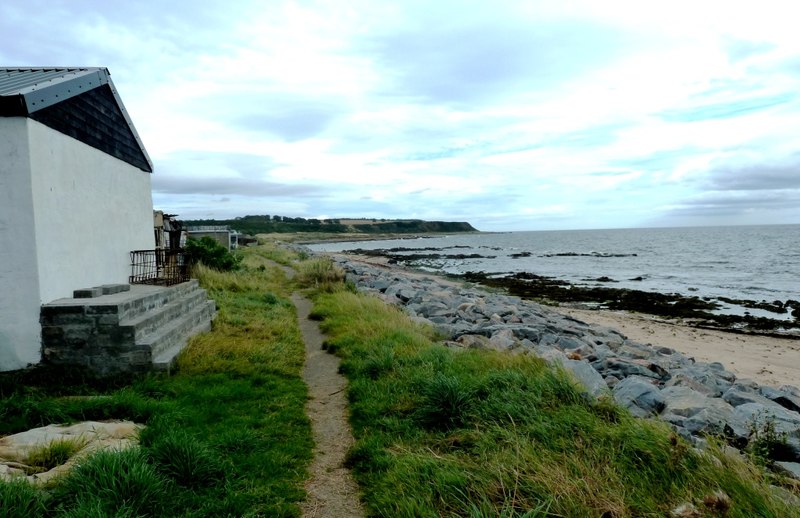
top-left (0, 68), bottom-right (154, 372)
top-left (187, 226), bottom-right (240, 251)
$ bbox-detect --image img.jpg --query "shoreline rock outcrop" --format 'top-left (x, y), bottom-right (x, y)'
top-left (333, 256), bottom-right (800, 470)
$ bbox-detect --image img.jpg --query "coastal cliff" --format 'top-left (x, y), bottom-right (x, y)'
top-left (183, 215), bottom-right (478, 235)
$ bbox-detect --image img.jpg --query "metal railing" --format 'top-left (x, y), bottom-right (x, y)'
top-left (129, 249), bottom-right (190, 286)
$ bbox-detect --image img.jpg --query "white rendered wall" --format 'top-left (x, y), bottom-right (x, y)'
top-left (0, 118), bottom-right (43, 370)
top-left (27, 120), bottom-right (154, 304)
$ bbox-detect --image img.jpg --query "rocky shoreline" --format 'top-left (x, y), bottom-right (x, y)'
top-left (327, 253), bottom-right (800, 478)
top-left (339, 247), bottom-right (800, 336)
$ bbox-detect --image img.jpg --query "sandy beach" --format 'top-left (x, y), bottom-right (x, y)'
top-left (560, 308), bottom-right (800, 389)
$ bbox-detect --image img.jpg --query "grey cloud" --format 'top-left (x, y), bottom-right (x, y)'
top-left (152, 150), bottom-right (321, 198)
top-left (0, 2), bottom-right (249, 89)
top-left (657, 154), bottom-right (800, 225)
top-left (233, 102), bottom-right (347, 142)
top-left (669, 190), bottom-right (800, 218)
top-left (363, 14), bottom-right (632, 106)
top-left (705, 153), bottom-right (800, 191)
top-left (152, 175), bottom-right (325, 198)
top-left (193, 89), bottom-right (350, 142)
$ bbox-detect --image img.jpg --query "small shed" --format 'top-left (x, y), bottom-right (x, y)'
top-left (0, 67), bottom-right (155, 371)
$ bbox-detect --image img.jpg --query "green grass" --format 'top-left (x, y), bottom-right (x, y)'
top-left (0, 245), bottom-right (312, 517)
top-left (24, 437), bottom-right (87, 473)
top-left (311, 288), bottom-right (798, 517)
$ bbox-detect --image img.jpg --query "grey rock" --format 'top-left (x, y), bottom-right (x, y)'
top-left (668, 365), bottom-right (733, 397)
top-left (489, 329), bottom-right (517, 351)
top-left (733, 403), bottom-right (800, 439)
top-left (539, 333), bottom-right (559, 348)
top-left (760, 386), bottom-right (800, 414)
top-left (428, 315), bottom-right (453, 324)
top-left (599, 358), bottom-right (662, 380)
top-left (554, 335), bottom-right (587, 351)
top-left (732, 378), bottom-right (761, 392)
top-left (682, 406), bottom-right (748, 440)
top-left (563, 359), bottom-right (610, 399)
top-left (661, 386), bottom-right (733, 419)
top-left (664, 374), bottom-right (718, 396)
top-left (613, 376), bottom-right (665, 417)
top-left (456, 334), bottom-right (492, 350)
top-left (774, 461), bottom-right (800, 480)
top-left (618, 342), bottom-right (655, 360)
top-left (533, 346), bottom-right (568, 367)
top-left (723, 387), bottom-right (777, 408)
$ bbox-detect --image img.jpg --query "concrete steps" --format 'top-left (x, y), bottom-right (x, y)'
top-left (41, 280), bottom-right (216, 376)
top-left (147, 299), bottom-right (216, 371)
top-left (120, 286), bottom-right (210, 342)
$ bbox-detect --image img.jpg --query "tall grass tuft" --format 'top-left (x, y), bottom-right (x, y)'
top-left (0, 393), bottom-right (68, 435)
top-left (24, 436), bottom-right (87, 473)
top-left (0, 478), bottom-right (48, 518)
top-left (295, 257), bottom-right (345, 292)
top-left (51, 448), bottom-right (172, 517)
top-left (415, 373), bottom-right (476, 430)
top-left (146, 429), bottom-right (226, 488)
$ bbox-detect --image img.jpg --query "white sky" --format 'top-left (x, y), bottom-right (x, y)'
top-left (3, 0), bottom-right (800, 231)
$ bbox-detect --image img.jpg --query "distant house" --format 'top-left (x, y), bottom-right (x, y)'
top-left (0, 68), bottom-right (154, 371)
top-left (187, 226), bottom-right (240, 251)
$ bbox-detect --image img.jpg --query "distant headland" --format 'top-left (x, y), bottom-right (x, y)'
top-left (182, 215), bottom-right (478, 235)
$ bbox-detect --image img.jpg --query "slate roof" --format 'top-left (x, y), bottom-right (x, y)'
top-left (0, 67), bottom-right (152, 172)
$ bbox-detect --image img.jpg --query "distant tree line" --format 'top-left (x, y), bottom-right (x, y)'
top-left (182, 215), bottom-right (476, 235)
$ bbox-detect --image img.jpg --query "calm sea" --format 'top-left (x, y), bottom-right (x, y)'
top-left (309, 225), bottom-right (800, 320)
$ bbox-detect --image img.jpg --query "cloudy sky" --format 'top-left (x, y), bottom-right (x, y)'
top-left (3, 0), bottom-right (800, 231)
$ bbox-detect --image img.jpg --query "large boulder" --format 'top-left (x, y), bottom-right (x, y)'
top-left (723, 387), bottom-right (778, 408)
top-left (661, 386), bottom-right (731, 418)
top-left (668, 365), bottom-right (734, 397)
top-left (563, 359), bottom-right (610, 399)
top-left (760, 385), bottom-right (800, 414)
top-left (613, 375), bottom-right (665, 418)
top-left (660, 386), bottom-right (749, 441)
top-left (733, 403), bottom-right (800, 440)
top-left (598, 358), bottom-right (665, 381)
top-left (488, 329), bottom-right (517, 351)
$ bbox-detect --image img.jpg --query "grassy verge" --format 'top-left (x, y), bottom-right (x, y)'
top-left (0, 244), bottom-right (312, 517)
top-left (311, 284), bottom-right (797, 516)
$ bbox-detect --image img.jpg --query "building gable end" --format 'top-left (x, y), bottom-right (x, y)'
top-left (0, 68), bottom-right (152, 172)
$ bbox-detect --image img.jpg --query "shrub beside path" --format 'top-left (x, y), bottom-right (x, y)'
top-left (273, 260), bottom-right (363, 517)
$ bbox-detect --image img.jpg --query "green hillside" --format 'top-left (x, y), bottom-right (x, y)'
top-left (183, 215), bottom-right (478, 235)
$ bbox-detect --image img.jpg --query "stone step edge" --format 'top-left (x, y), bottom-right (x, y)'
top-left (117, 280), bottom-right (201, 322)
top-left (119, 288), bottom-right (210, 340)
top-left (150, 307), bottom-right (216, 372)
top-left (139, 300), bottom-right (216, 359)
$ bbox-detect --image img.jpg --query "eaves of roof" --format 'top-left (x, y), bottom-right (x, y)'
top-left (0, 67), bottom-right (153, 172)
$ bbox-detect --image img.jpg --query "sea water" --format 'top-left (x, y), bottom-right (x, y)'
top-left (308, 225), bottom-right (800, 319)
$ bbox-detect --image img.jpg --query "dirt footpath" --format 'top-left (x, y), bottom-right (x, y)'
top-left (293, 293), bottom-right (364, 518)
